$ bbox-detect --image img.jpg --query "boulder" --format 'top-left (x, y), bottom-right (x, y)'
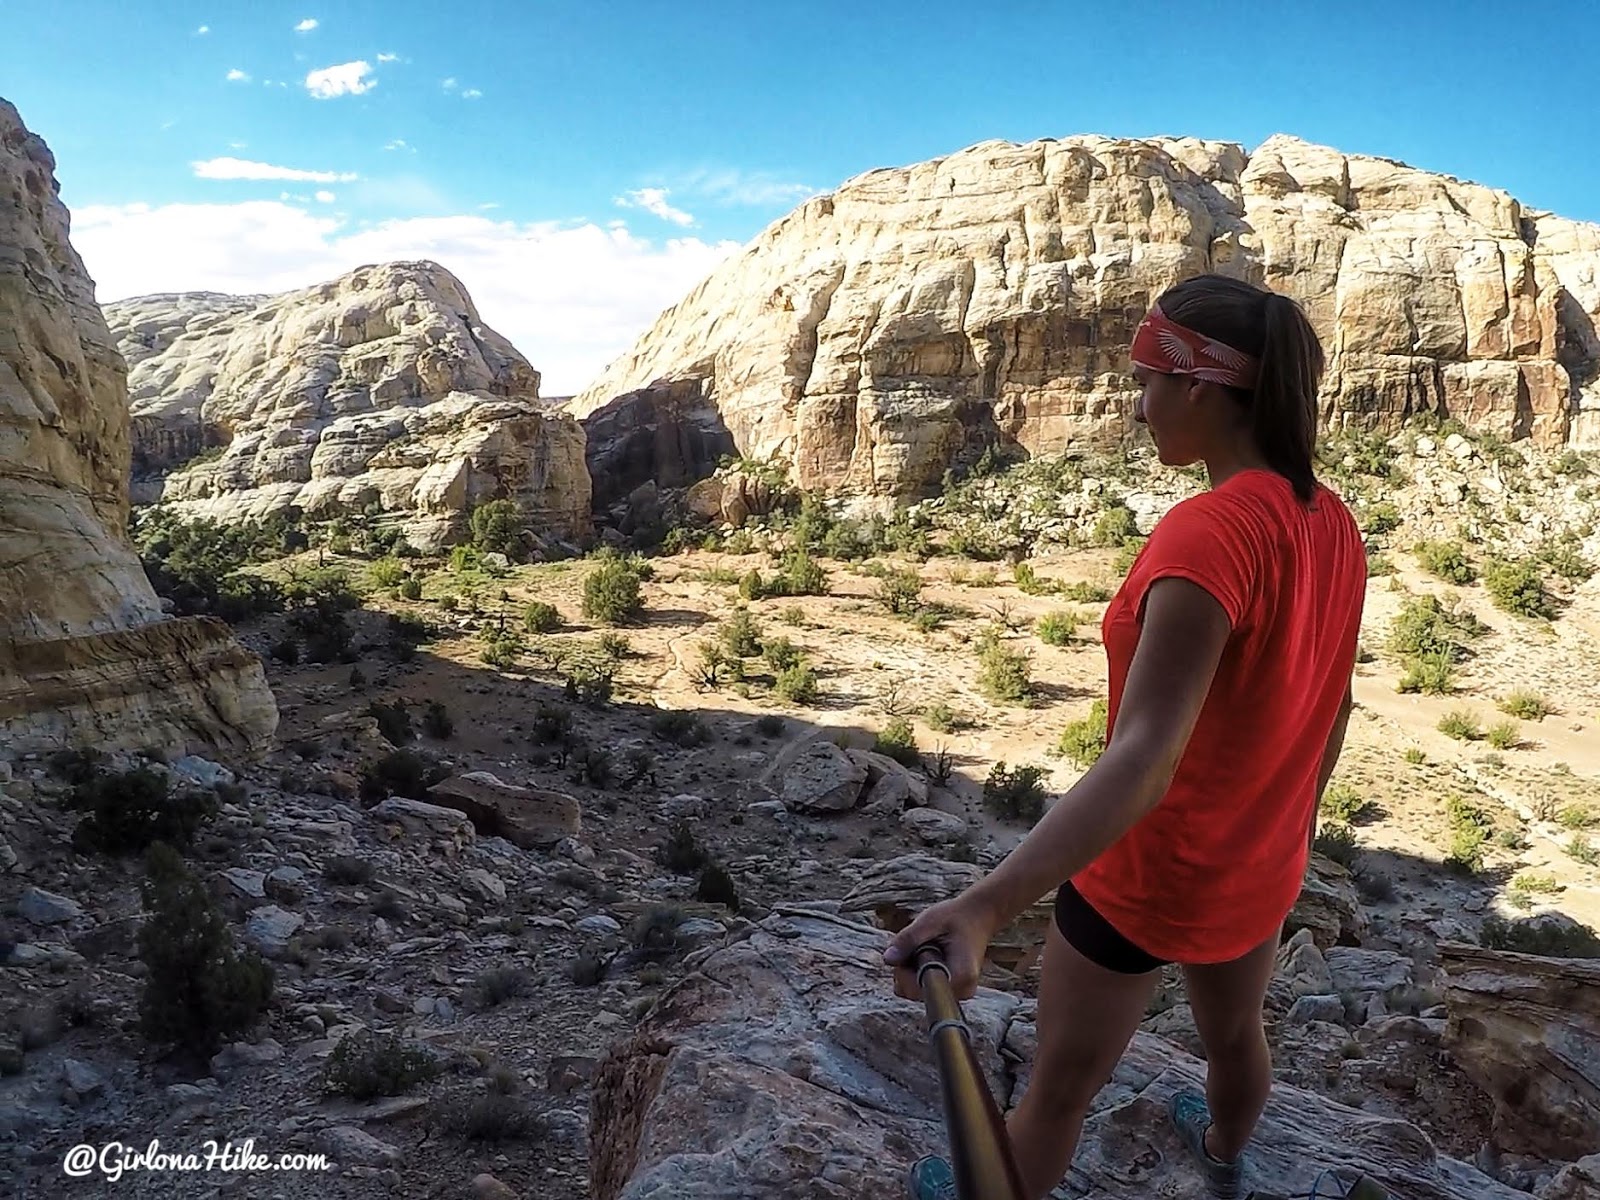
top-left (1442, 942), bottom-right (1600, 1160)
top-left (590, 908), bottom-right (1524, 1199)
top-left (849, 750), bottom-right (930, 813)
top-left (779, 741), bottom-right (868, 813)
top-left (370, 796), bottom-right (477, 852)
top-left (1287, 852), bottom-right (1369, 949)
top-left (429, 772), bottom-right (581, 849)
top-left (899, 807), bottom-right (968, 846)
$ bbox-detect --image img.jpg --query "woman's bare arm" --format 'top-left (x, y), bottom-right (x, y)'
top-left (963, 576), bottom-right (1233, 931)
top-left (1307, 681), bottom-right (1356, 850)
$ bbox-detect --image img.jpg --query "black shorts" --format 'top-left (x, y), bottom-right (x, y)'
top-left (1054, 881), bottom-right (1171, 975)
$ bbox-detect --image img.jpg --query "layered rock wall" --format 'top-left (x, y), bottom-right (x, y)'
top-left (106, 263), bottom-right (590, 549)
top-left (571, 134), bottom-right (1600, 499)
top-left (0, 98), bottom-right (275, 757)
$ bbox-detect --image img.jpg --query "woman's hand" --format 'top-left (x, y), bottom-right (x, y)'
top-left (882, 895), bottom-right (998, 1001)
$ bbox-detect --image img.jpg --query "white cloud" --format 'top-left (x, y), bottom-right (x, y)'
top-left (193, 156), bottom-right (357, 183)
top-left (229, 141), bottom-right (248, 150)
top-left (295, 18), bottom-right (319, 32)
top-left (196, 25), bottom-right (210, 35)
top-left (377, 52), bottom-right (399, 62)
top-left (441, 77), bottom-right (457, 91)
top-left (73, 201), bottom-right (738, 394)
top-left (226, 68), bottom-right (250, 83)
top-left (674, 167), bottom-right (819, 208)
top-left (383, 139), bottom-right (410, 152)
top-left (614, 187), bottom-right (694, 227)
top-left (314, 190), bottom-right (336, 203)
top-left (305, 61), bottom-right (375, 99)
top-left (461, 88), bottom-right (482, 100)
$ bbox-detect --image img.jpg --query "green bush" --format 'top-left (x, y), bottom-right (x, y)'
top-left (1090, 502), bottom-right (1139, 548)
top-left (761, 637), bottom-right (802, 672)
top-left (1484, 720), bottom-right (1520, 750)
top-left (322, 1029), bottom-right (441, 1100)
top-left (1413, 540), bottom-right (1477, 584)
top-left (1035, 610), bottom-right (1077, 646)
top-left (398, 577), bottom-right (423, 601)
top-left (1059, 581), bottom-right (1112, 603)
top-left (369, 699), bottom-right (414, 746)
top-left (370, 557), bottom-right (408, 588)
top-left (1498, 690), bottom-right (1552, 720)
top-left (873, 717), bottom-right (921, 768)
top-left (469, 499), bottom-right (524, 559)
top-left (923, 703), bottom-right (962, 733)
top-left (1570, 835), bottom-right (1600, 866)
top-left (975, 628), bottom-right (1031, 703)
top-left (137, 843), bottom-right (273, 1055)
top-left (1397, 651), bottom-right (1456, 695)
top-left (421, 700), bottom-right (453, 740)
top-left (696, 862), bottom-right (740, 911)
top-left (523, 601), bottom-right (561, 633)
top-left (358, 749), bottom-right (445, 805)
top-left (1480, 915), bottom-right (1600, 958)
top-left (1057, 699), bottom-right (1108, 767)
top-left (1437, 709), bottom-right (1482, 741)
top-left (67, 766), bottom-right (219, 856)
top-left (1483, 558), bottom-right (1554, 618)
top-left (132, 510), bottom-right (287, 621)
top-left (983, 762), bottom-right (1049, 824)
top-left (875, 568), bottom-right (924, 615)
top-left (1390, 595), bottom-right (1483, 660)
top-left (1360, 502), bottom-right (1402, 536)
top-left (656, 819), bottom-right (708, 873)
top-left (650, 710), bottom-right (711, 747)
top-left (1535, 534), bottom-right (1594, 583)
top-left (1314, 823), bottom-right (1360, 868)
top-left (582, 558), bottom-right (645, 625)
top-left (721, 607), bottom-right (763, 658)
top-left (773, 663), bottom-right (819, 705)
top-left (1320, 780), bottom-right (1373, 825)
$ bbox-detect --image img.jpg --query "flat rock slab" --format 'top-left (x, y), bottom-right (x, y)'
top-left (590, 909), bottom-right (1523, 1200)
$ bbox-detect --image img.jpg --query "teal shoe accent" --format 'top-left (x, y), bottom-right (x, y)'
top-left (1168, 1086), bottom-right (1244, 1199)
top-left (907, 1154), bottom-right (958, 1200)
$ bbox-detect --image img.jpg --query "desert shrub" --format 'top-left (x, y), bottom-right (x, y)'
top-left (873, 717), bottom-right (921, 768)
top-left (530, 703), bottom-right (574, 745)
top-left (570, 949), bottom-right (611, 988)
top-left (975, 628), bottom-right (1032, 703)
top-left (1558, 805), bottom-right (1597, 829)
top-left (66, 767), bottom-right (219, 856)
top-left (1510, 871), bottom-right (1562, 896)
top-left (469, 499), bottom-right (525, 559)
top-left (650, 709), bottom-right (712, 747)
top-left (1360, 502), bottom-right (1401, 536)
top-left (523, 601), bottom-right (561, 633)
top-left (1443, 794), bottom-right (1491, 875)
top-left (1570, 835), bottom-right (1600, 866)
top-left (755, 714), bottom-right (785, 738)
top-left (582, 558), bottom-right (645, 624)
top-left (1483, 558), bottom-right (1554, 618)
top-left (1314, 823), bottom-right (1360, 868)
top-left (780, 549), bottom-right (828, 596)
top-left (1390, 595), bottom-right (1483, 664)
top-left (696, 862), bottom-right (740, 910)
top-left (778, 604), bottom-right (807, 626)
top-left (1396, 651), bottom-right (1456, 695)
top-left (132, 510), bottom-right (287, 621)
top-left (137, 843), bottom-right (273, 1055)
top-left (471, 967), bottom-right (532, 1010)
top-left (598, 632), bottom-right (631, 659)
top-left (358, 749), bottom-right (444, 805)
top-left (773, 663), bottom-right (819, 705)
top-left (1035, 610), bottom-right (1077, 646)
top-left (369, 699), bottom-right (414, 746)
top-left (1353, 865), bottom-right (1396, 903)
top-left (323, 856), bottom-right (376, 885)
top-left (439, 1091), bottom-right (545, 1143)
top-left (1057, 698), bottom-right (1108, 767)
top-left (1413, 540), bottom-right (1477, 584)
top-left (1403, 747), bottom-right (1427, 764)
top-left (1366, 549), bottom-right (1396, 578)
top-left (1484, 720), bottom-right (1520, 750)
top-left (322, 1029), bottom-right (441, 1100)
top-left (923, 703), bottom-right (962, 733)
top-left (1535, 534), bottom-right (1594, 582)
top-left (631, 906), bottom-right (685, 961)
top-left (761, 637), bottom-right (802, 672)
top-left (1320, 781), bottom-right (1373, 825)
top-left (421, 700), bottom-right (453, 740)
top-left (398, 577), bottom-right (423, 601)
top-left (1059, 581), bottom-right (1112, 604)
top-left (1499, 690), bottom-right (1553, 720)
top-left (983, 762), bottom-right (1049, 824)
top-left (370, 557), bottom-right (408, 590)
top-left (875, 568), bottom-right (924, 615)
top-left (563, 663), bottom-right (614, 708)
top-left (1437, 709), bottom-right (1482, 741)
top-left (481, 630), bottom-right (523, 670)
top-left (1479, 915), bottom-right (1600, 958)
top-left (656, 819), bottom-right (708, 873)
top-left (1090, 501), bottom-right (1138, 548)
top-left (925, 746), bottom-right (956, 787)
top-left (721, 607), bottom-right (763, 658)
top-left (572, 747), bottom-right (615, 788)
top-left (270, 636), bottom-right (301, 666)
top-left (738, 569), bottom-right (770, 601)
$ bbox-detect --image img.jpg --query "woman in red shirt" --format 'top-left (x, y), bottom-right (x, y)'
top-left (890, 274), bottom-right (1367, 1200)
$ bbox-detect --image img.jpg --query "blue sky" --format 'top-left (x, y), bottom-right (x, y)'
top-left (5, 0), bottom-right (1595, 392)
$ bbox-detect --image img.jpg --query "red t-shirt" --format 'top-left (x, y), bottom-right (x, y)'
top-left (1073, 468), bottom-right (1367, 964)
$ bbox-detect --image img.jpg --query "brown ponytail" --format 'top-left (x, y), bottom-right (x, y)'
top-left (1155, 275), bottom-right (1325, 502)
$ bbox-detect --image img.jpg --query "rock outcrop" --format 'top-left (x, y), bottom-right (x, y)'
top-left (590, 908), bottom-right (1522, 1199)
top-left (105, 262), bottom-right (591, 549)
top-left (571, 134), bottom-right (1600, 501)
top-left (0, 98), bottom-right (276, 757)
top-left (1442, 941), bottom-right (1600, 1160)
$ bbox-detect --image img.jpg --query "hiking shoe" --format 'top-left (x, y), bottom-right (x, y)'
top-left (1169, 1086), bottom-right (1244, 1199)
top-left (906, 1155), bottom-right (957, 1200)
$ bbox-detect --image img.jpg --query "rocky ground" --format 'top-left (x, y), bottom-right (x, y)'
top-left (2, 431), bottom-right (1599, 1198)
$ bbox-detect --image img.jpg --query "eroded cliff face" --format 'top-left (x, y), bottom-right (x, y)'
top-left (0, 98), bottom-right (276, 757)
top-left (105, 263), bottom-right (591, 549)
top-left (570, 134), bottom-right (1600, 499)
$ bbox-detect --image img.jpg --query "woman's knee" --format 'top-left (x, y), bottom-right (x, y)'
top-left (1017, 1051), bottom-right (1117, 1115)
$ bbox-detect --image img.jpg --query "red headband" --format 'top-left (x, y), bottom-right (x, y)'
top-left (1130, 304), bottom-right (1259, 391)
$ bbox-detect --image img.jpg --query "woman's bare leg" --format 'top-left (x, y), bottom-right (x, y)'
top-left (1006, 923), bottom-right (1160, 1199)
top-left (1181, 932), bottom-right (1281, 1162)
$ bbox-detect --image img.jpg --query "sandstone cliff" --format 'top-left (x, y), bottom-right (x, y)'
top-left (105, 263), bottom-right (591, 549)
top-left (0, 98), bottom-right (276, 757)
top-left (571, 134), bottom-right (1600, 500)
